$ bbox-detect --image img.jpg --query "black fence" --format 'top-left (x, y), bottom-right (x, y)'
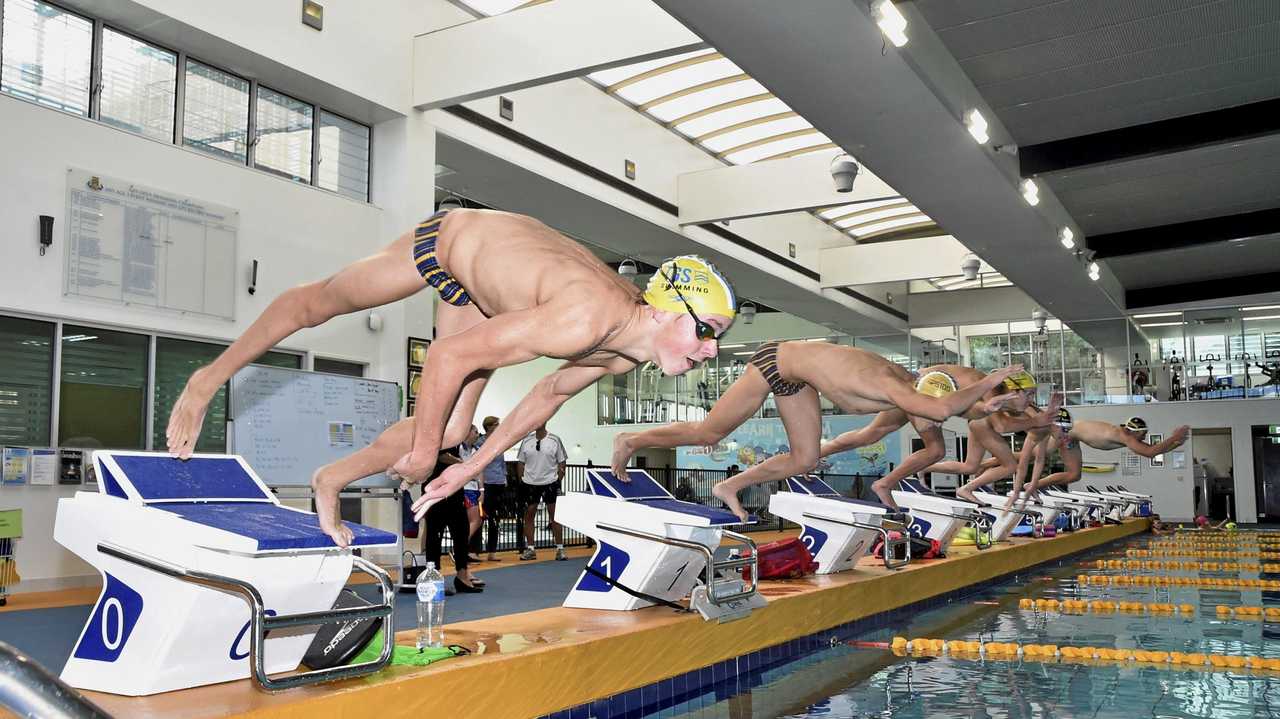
top-left (434, 464), bottom-right (879, 556)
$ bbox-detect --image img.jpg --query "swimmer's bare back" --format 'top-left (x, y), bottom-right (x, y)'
top-left (435, 209), bottom-right (642, 324)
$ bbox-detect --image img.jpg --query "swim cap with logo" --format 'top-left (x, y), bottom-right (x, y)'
top-left (1001, 369), bottom-right (1037, 392)
top-left (643, 255), bottom-right (737, 321)
top-left (1124, 417), bottom-right (1147, 432)
top-left (1053, 407), bottom-right (1073, 431)
top-left (915, 370), bottom-right (958, 398)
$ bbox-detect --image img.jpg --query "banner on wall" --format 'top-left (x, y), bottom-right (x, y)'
top-left (676, 415), bottom-right (899, 477)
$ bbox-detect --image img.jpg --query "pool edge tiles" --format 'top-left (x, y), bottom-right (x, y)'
top-left (82, 519), bottom-right (1147, 719)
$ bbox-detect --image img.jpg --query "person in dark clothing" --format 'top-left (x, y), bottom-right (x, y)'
top-left (422, 446), bottom-right (483, 594)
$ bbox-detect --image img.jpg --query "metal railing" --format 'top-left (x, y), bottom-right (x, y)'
top-left (0, 641), bottom-right (112, 719)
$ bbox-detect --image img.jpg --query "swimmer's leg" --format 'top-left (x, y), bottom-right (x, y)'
top-left (313, 418), bottom-right (413, 548)
top-left (712, 384), bottom-right (821, 522)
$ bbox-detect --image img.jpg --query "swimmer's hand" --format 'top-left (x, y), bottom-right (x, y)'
top-left (981, 392), bottom-right (1018, 414)
top-left (411, 463), bottom-right (478, 521)
top-left (165, 372), bottom-right (216, 459)
top-left (610, 432), bottom-right (635, 482)
top-left (1168, 425), bottom-right (1191, 447)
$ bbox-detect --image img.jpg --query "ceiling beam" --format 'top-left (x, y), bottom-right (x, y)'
top-left (1127, 270), bottom-right (1280, 308)
top-left (676, 151), bottom-right (897, 225)
top-left (1088, 208), bottom-right (1280, 260)
top-left (412, 0), bottom-right (705, 110)
top-left (1020, 97), bottom-right (1280, 176)
top-left (820, 235), bottom-right (992, 287)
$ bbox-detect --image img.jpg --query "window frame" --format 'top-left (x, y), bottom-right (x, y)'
top-left (0, 0), bottom-right (371, 200)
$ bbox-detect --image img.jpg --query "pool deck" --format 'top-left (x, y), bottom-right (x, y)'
top-left (79, 519), bottom-right (1148, 719)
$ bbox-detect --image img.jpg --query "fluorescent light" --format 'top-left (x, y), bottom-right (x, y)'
top-left (62, 334), bottom-right (98, 342)
top-left (1242, 305), bottom-right (1280, 312)
top-left (1243, 314), bottom-right (1280, 322)
top-left (1133, 312), bottom-right (1182, 319)
top-left (1020, 178), bottom-right (1039, 206)
top-left (1140, 321), bottom-right (1187, 328)
top-left (718, 343), bottom-right (746, 349)
top-left (1087, 261), bottom-right (1100, 281)
top-left (964, 109), bottom-right (988, 144)
top-left (1059, 227), bottom-right (1075, 249)
top-left (872, 0), bottom-right (908, 47)
top-left (805, 337), bottom-right (830, 342)
top-left (732, 351), bottom-right (756, 356)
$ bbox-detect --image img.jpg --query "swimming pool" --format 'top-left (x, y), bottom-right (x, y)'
top-left (563, 533), bottom-right (1280, 719)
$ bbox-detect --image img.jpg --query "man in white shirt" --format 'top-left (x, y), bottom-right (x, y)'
top-left (517, 424), bottom-right (567, 561)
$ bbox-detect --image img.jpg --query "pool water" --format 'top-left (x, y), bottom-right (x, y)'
top-left (648, 534), bottom-right (1280, 719)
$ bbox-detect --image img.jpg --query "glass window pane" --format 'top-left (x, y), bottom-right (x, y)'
top-left (153, 337), bottom-right (227, 453)
top-left (98, 27), bottom-right (176, 141)
top-left (0, 315), bottom-right (55, 446)
top-left (59, 326), bottom-right (148, 449)
top-left (0, 0), bottom-right (92, 114)
top-left (182, 59), bottom-right (249, 162)
top-left (317, 111), bottom-right (369, 201)
top-left (255, 86), bottom-right (312, 183)
top-left (254, 350), bottom-right (302, 369)
top-left (314, 357), bottom-right (365, 377)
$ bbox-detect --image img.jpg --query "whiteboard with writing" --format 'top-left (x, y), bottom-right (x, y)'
top-left (64, 168), bottom-right (238, 320)
top-left (229, 365), bottom-right (401, 487)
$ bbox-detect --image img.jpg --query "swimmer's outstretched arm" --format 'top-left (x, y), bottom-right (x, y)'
top-left (987, 394), bottom-right (1062, 434)
top-left (412, 361), bottom-right (621, 519)
top-left (1124, 424), bottom-right (1190, 458)
top-left (398, 303), bottom-right (606, 484)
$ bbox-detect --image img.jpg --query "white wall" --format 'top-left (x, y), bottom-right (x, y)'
top-left (1191, 431), bottom-right (1234, 478)
top-left (1069, 400), bottom-right (1279, 522)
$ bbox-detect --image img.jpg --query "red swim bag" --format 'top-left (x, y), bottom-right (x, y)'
top-left (741, 537), bottom-right (819, 581)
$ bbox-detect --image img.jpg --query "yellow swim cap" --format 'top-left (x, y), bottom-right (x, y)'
top-left (915, 370), bottom-right (957, 398)
top-left (1002, 370), bottom-right (1037, 392)
top-left (643, 255), bottom-right (736, 320)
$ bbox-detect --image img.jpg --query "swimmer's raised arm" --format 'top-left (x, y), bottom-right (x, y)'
top-left (399, 301), bottom-right (612, 484)
top-left (413, 360), bottom-right (626, 518)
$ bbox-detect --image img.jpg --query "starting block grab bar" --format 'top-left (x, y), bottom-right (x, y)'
top-left (800, 512), bottom-right (911, 569)
top-left (97, 542), bottom-right (395, 692)
top-left (596, 523), bottom-right (760, 609)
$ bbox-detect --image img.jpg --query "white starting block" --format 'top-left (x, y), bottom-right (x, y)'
top-left (1045, 487), bottom-right (1124, 523)
top-left (54, 451), bottom-right (398, 695)
top-left (768, 476), bottom-right (910, 574)
top-left (1008, 490), bottom-right (1090, 530)
top-left (892, 480), bottom-right (994, 553)
top-left (1105, 485), bottom-right (1154, 516)
top-left (966, 491), bottom-right (1045, 542)
top-left (972, 490), bottom-right (1058, 536)
top-left (1085, 485), bottom-right (1143, 517)
top-left (555, 470), bottom-right (766, 623)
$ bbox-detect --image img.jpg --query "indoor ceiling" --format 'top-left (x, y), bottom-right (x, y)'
top-left (915, 0), bottom-right (1280, 311)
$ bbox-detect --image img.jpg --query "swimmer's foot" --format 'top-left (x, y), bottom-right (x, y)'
top-left (711, 481), bottom-right (749, 523)
top-left (871, 482), bottom-right (898, 509)
top-left (956, 486), bottom-right (979, 504)
top-left (313, 473), bottom-right (354, 548)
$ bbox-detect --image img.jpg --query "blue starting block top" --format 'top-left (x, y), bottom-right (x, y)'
top-left (93, 451), bottom-right (396, 551)
top-left (785, 476), bottom-right (893, 511)
top-left (158, 503), bottom-right (395, 550)
top-left (585, 470), bottom-right (751, 526)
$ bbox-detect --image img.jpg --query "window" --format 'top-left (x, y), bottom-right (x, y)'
top-left (98, 27), bottom-right (176, 141)
top-left (255, 350), bottom-right (303, 370)
top-left (0, 316), bottom-right (55, 445)
top-left (317, 110), bottom-right (370, 200)
top-left (254, 86), bottom-right (312, 183)
top-left (59, 325), bottom-right (148, 449)
top-left (0, 0), bottom-right (92, 114)
top-left (182, 59), bottom-right (249, 162)
top-left (152, 337), bottom-right (228, 453)
top-left (314, 357), bottom-right (365, 377)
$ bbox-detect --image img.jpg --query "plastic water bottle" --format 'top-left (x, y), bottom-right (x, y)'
top-left (416, 562), bottom-right (445, 649)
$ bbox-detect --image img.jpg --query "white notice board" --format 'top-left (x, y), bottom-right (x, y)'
top-left (229, 366), bottom-right (401, 487)
top-left (65, 168), bottom-right (238, 320)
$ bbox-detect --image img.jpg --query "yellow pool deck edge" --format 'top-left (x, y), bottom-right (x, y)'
top-left (87, 519), bottom-right (1149, 719)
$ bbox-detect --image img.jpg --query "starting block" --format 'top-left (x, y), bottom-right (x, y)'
top-left (54, 451), bottom-right (398, 695)
top-left (1045, 487), bottom-right (1124, 523)
top-left (1105, 485), bottom-right (1153, 516)
top-left (965, 491), bottom-right (1045, 542)
top-left (892, 480), bottom-right (994, 552)
top-left (555, 470), bottom-right (766, 623)
top-left (971, 490), bottom-right (1057, 537)
top-left (767, 476), bottom-right (909, 573)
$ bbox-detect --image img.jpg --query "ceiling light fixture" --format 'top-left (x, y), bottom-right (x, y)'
top-left (1133, 312), bottom-right (1182, 319)
top-left (1020, 178), bottom-right (1039, 206)
top-left (1243, 314), bottom-right (1280, 322)
top-left (964, 109), bottom-right (988, 144)
top-left (718, 343), bottom-right (746, 349)
top-left (1059, 227), bottom-right (1075, 249)
top-left (872, 0), bottom-right (908, 47)
top-left (1140, 321), bottom-right (1188, 328)
top-left (1241, 305), bottom-right (1280, 312)
top-left (1087, 261), bottom-right (1100, 281)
